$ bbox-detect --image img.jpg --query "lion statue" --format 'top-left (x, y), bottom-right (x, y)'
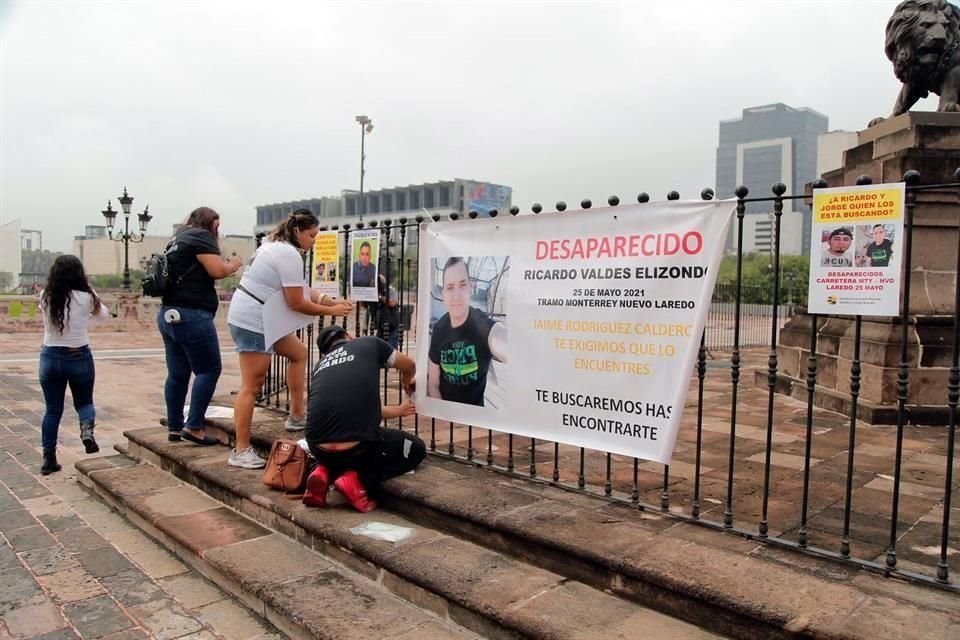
top-left (868, 0), bottom-right (960, 127)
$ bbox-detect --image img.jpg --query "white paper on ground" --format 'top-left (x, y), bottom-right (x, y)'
top-left (183, 405), bottom-right (234, 419)
top-left (262, 286), bottom-right (313, 350)
top-left (348, 522), bottom-right (415, 544)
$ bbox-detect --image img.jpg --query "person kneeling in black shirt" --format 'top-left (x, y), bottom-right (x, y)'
top-left (303, 324), bottom-right (424, 512)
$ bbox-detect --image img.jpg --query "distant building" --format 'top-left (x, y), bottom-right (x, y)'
top-left (72, 226), bottom-right (256, 277)
top-left (84, 225), bottom-right (108, 239)
top-left (20, 228), bottom-right (42, 251)
top-left (255, 197), bottom-right (342, 230)
top-left (0, 219), bottom-right (22, 292)
top-left (816, 130), bottom-right (859, 180)
top-left (716, 103), bottom-right (828, 256)
top-left (253, 179), bottom-right (513, 238)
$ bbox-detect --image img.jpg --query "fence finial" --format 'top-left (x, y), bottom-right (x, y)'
top-left (855, 175), bottom-right (873, 186)
top-left (608, 195), bottom-right (620, 206)
top-left (581, 199), bottom-right (592, 209)
top-left (667, 191), bottom-right (680, 201)
top-left (555, 201), bottom-right (566, 212)
top-left (902, 170), bottom-right (921, 185)
top-left (735, 185), bottom-right (749, 198)
top-left (509, 206), bottom-right (520, 216)
top-left (701, 188), bottom-right (715, 201)
top-left (532, 203), bottom-right (543, 214)
top-left (638, 193), bottom-right (650, 203)
top-left (772, 183), bottom-right (787, 196)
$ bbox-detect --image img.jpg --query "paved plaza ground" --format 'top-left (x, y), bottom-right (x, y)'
top-left (0, 330), bottom-right (279, 640)
top-left (1, 327), bottom-right (958, 638)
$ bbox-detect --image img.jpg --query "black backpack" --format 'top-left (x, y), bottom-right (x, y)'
top-left (141, 236), bottom-right (197, 298)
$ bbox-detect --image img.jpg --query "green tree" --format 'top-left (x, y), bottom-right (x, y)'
top-left (714, 253), bottom-right (809, 305)
top-left (89, 269), bottom-right (146, 291)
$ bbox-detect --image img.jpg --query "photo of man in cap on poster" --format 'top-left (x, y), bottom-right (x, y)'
top-left (820, 227), bottom-right (854, 268)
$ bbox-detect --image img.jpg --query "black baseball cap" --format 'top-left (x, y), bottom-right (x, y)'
top-left (316, 325), bottom-right (348, 356)
top-left (829, 228), bottom-right (853, 238)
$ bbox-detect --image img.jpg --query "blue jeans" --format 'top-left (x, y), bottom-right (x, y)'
top-left (38, 346), bottom-right (96, 450)
top-left (157, 306), bottom-right (222, 432)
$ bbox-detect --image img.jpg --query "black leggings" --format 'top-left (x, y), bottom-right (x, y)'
top-left (309, 428), bottom-right (426, 496)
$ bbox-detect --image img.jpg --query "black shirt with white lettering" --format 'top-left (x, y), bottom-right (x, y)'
top-left (428, 306), bottom-right (495, 406)
top-left (306, 336), bottom-right (394, 444)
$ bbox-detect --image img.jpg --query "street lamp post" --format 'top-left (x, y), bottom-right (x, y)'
top-left (101, 187), bottom-right (152, 292)
top-left (355, 115), bottom-right (373, 222)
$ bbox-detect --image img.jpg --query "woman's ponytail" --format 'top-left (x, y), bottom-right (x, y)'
top-left (267, 208), bottom-right (319, 245)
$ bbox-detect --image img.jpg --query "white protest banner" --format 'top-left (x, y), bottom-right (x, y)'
top-left (348, 229), bottom-right (381, 302)
top-left (415, 200), bottom-right (734, 464)
top-left (807, 183), bottom-right (904, 316)
top-left (311, 230), bottom-right (341, 298)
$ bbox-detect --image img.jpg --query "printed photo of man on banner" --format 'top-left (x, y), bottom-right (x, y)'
top-left (349, 229), bottom-right (381, 302)
top-left (426, 256), bottom-right (509, 409)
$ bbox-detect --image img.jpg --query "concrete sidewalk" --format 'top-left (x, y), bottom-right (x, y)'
top-left (0, 334), bottom-right (276, 639)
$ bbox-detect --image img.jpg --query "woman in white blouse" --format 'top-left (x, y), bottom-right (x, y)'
top-left (227, 209), bottom-right (352, 469)
top-left (38, 255), bottom-right (110, 474)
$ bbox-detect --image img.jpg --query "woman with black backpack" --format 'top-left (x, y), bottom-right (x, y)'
top-left (158, 207), bottom-right (242, 446)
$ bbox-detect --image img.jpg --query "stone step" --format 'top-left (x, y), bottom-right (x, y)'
top-left (76, 454), bottom-right (480, 640)
top-left (187, 413), bottom-right (960, 640)
top-left (98, 428), bottom-right (724, 639)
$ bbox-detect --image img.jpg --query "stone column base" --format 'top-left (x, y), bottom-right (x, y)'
top-left (772, 312), bottom-right (955, 426)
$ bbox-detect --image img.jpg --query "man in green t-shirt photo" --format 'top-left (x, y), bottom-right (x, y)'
top-left (863, 224), bottom-right (894, 267)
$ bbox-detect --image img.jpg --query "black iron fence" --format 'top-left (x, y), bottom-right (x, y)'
top-left (256, 170), bottom-right (960, 590)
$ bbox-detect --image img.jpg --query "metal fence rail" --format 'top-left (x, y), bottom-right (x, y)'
top-left (257, 170), bottom-right (960, 590)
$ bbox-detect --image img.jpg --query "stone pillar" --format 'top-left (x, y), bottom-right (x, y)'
top-left (774, 112), bottom-right (960, 425)
top-left (114, 291), bottom-right (145, 332)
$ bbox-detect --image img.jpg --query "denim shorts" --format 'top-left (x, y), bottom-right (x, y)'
top-left (228, 324), bottom-right (274, 355)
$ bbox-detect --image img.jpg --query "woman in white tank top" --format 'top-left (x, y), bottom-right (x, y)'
top-left (38, 255), bottom-right (110, 474)
top-left (226, 209), bottom-right (353, 469)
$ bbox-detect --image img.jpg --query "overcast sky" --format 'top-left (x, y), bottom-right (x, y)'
top-left (0, 0), bottom-right (935, 253)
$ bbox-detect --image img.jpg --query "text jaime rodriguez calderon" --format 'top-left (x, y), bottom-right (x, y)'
top-left (523, 230), bottom-right (707, 377)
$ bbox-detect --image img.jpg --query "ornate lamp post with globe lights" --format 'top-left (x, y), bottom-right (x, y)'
top-left (101, 187), bottom-right (152, 292)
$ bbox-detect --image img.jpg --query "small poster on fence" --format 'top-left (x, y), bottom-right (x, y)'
top-left (349, 229), bottom-right (381, 302)
top-left (311, 230), bottom-right (340, 298)
top-left (806, 182), bottom-right (904, 316)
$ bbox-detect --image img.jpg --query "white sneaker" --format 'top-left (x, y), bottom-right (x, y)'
top-left (285, 414), bottom-right (307, 431)
top-left (228, 446), bottom-right (266, 469)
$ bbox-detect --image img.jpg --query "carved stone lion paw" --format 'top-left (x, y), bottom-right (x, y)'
top-left (867, 116), bottom-right (886, 128)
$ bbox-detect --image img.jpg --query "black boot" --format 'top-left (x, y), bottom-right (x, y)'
top-left (41, 448), bottom-right (61, 475)
top-left (80, 421), bottom-right (99, 454)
